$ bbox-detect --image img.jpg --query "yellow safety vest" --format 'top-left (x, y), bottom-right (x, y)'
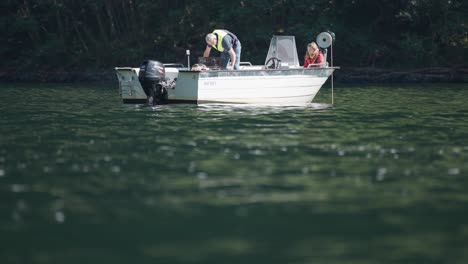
top-left (212, 30), bottom-right (228, 52)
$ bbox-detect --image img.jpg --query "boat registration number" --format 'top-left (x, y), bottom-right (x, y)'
top-left (203, 81), bottom-right (217, 86)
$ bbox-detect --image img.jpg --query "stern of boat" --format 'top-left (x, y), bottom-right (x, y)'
top-left (115, 67), bottom-right (147, 104)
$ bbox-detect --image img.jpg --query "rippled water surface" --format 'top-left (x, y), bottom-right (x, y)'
top-left (1, 82), bottom-right (468, 264)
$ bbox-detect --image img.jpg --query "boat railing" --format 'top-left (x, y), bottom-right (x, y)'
top-left (164, 63), bottom-right (185, 68)
top-left (306, 62), bottom-right (329, 68)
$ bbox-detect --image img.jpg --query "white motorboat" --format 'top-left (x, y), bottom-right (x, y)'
top-left (115, 32), bottom-right (338, 105)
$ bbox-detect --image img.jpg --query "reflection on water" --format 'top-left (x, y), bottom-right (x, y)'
top-left (1, 83), bottom-right (468, 263)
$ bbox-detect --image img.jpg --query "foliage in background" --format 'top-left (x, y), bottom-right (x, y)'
top-left (1, 0), bottom-right (466, 70)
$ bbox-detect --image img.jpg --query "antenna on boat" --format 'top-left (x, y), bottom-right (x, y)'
top-left (317, 31), bottom-right (335, 106)
top-left (331, 36), bottom-right (334, 106)
top-left (186, 50), bottom-right (190, 70)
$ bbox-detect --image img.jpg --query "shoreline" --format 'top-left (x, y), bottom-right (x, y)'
top-left (336, 67), bottom-right (468, 83)
top-left (0, 67), bottom-right (467, 83)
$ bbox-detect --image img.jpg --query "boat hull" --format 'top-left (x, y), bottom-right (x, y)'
top-left (115, 67), bottom-right (336, 105)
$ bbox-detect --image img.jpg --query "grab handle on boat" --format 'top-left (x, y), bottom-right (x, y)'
top-left (186, 50), bottom-right (190, 70)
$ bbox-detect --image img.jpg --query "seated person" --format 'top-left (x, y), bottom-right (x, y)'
top-left (303, 42), bottom-right (324, 68)
top-left (191, 64), bottom-right (208, 71)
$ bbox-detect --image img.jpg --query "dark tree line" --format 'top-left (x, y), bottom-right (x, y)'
top-left (1, 0), bottom-right (467, 71)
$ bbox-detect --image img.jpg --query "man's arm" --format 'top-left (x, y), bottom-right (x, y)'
top-left (203, 46), bottom-right (211, 57)
top-left (227, 48), bottom-right (236, 70)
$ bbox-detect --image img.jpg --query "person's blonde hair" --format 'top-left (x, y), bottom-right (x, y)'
top-left (304, 42), bottom-right (319, 60)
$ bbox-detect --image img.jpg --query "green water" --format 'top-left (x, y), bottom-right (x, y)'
top-left (1, 83), bottom-right (468, 264)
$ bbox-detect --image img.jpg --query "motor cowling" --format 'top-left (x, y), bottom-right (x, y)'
top-left (138, 60), bottom-right (167, 104)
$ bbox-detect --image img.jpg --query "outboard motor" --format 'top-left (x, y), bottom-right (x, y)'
top-left (138, 60), bottom-right (168, 105)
